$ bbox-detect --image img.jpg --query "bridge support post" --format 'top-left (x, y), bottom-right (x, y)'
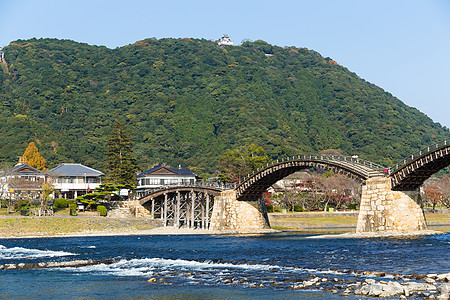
top-left (163, 193), bottom-right (168, 227)
top-left (205, 194), bottom-right (210, 229)
top-left (357, 177), bottom-right (427, 232)
top-left (151, 198), bottom-right (155, 219)
top-left (209, 190), bottom-right (270, 232)
top-left (175, 191), bottom-right (180, 228)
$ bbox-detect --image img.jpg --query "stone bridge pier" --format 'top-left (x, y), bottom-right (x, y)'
top-left (356, 177), bottom-right (427, 232)
top-left (209, 178), bottom-right (427, 233)
top-left (209, 190), bottom-right (271, 231)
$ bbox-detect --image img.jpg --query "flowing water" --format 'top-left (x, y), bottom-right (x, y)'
top-left (0, 230), bottom-right (449, 299)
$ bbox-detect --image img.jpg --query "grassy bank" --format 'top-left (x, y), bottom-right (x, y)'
top-left (0, 211), bottom-right (447, 238)
top-left (0, 216), bottom-right (157, 238)
top-left (268, 212), bottom-right (450, 230)
top-left (425, 213), bottom-right (450, 223)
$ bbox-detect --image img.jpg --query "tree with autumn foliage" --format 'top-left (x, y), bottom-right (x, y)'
top-left (20, 142), bottom-right (47, 170)
top-left (423, 186), bottom-right (442, 212)
top-left (423, 175), bottom-right (450, 210)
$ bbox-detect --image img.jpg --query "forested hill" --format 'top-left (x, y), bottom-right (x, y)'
top-left (0, 38), bottom-right (448, 175)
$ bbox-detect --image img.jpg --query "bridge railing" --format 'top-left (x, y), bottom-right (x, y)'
top-left (138, 181), bottom-right (236, 198)
top-left (239, 154), bottom-right (387, 184)
top-left (390, 138), bottom-right (449, 175)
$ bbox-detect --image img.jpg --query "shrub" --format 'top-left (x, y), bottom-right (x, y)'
top-left (54, 198), bottom-right (68, 209)
top-left (347, 203), bottom-right (357, 210)
top-left (97, 205), bottom-right (107, 217)
top-left (266, 205), bottom-right (273, 213)
top-left (293, 205), bottom-right (303, 212)
top-left (68, 201), bottom-right (77, 210)
top-left (273, 206), bottom-right (282, 212)
top-left (14, 199), bottom-right (29, 210)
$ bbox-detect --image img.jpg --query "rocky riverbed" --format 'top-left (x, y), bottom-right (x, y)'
top-left (2, 258), bottom-right (449, 299)
top-left (0, 259), bottom-right (115, 270)
top-left (291, 271), bottom-right (450, 299)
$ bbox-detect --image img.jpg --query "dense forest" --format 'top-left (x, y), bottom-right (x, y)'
top-left (0, 38), bottom-right (448, 177)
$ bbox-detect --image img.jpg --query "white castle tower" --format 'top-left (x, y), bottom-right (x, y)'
top-left (0, 47), bottom-right (4, 62)
top-left (218, 34), bottom-right (234, 46)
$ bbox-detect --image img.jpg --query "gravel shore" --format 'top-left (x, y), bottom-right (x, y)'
top-left (308, 229), bottom-right (444, 239)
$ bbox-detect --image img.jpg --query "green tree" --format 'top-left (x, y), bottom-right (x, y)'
top-left (76, 183), bottom-right (134, 209)
top-left (218, 144), bottom-right (269, 182)
top-left (105, 120), bottom-right (137, 186)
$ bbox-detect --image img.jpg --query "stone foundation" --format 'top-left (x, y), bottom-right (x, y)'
top-left (108, 200), bottom-right (150, 218)
top-left (209, 190), bottom-right (270, 231)
top-left (356, 177), bottom-right (427, 232)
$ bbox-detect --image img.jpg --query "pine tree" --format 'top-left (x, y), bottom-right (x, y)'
top-left (20, 142), bottom-right (47, 170)
top-left (105, 120), bottom-right (137, 186)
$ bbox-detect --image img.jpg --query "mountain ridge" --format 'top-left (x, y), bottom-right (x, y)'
top-left (0, 37), bottom-right (447, 176)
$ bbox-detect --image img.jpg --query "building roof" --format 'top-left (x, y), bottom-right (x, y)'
top-left (136, 165), bottom-right (196, 177)
top-left (9, 163), bottom-right (43, 175)
top-left (48, 163), bottom-right (104, 177)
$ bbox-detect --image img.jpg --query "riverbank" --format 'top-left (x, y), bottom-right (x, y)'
top-left (308, 229), bottom-right (445, 239)
top-left (0, 216), bottom-right (160, 238)
top-left (0, 216), bottom-right (279, 239)
top-left (268, 211), bottom-right (450, 231)
top-left (0, 212), bottom-right (448, 239)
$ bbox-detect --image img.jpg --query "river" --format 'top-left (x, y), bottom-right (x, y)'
top-left (0, 229), bottom-right (449, 299)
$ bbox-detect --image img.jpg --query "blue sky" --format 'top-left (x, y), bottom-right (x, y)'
top-left (1, 0), bottom-right (449, 128)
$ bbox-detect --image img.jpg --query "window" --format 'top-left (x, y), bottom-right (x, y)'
top-left (86, 177), bottom-right (99, 183)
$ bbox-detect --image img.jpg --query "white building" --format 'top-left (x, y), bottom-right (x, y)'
top-left (0, 163), bottom-right (45, 200)
top-left (267, 172), bottom-right (312, 195)
top-left (48, 164), bottom-right (104, 199)
top-left (135, 165), bottom-right (197, 197)
top-left (0, 47), bottom-right (4, 62)
top-left (218, 34), bottom-right (234, 46)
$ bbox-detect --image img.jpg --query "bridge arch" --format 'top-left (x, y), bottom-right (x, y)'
top-left (236, 155), bottom-right (386, 201)
top-left (138, 184), bottom-right (228, 229)
top-left (390, 138), bottom-right (450, 191)
top-left (139, 186), bottom-right (223, 206)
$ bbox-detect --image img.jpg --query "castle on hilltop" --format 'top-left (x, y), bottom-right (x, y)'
top-left (218, 34), bottom-right (234, 46)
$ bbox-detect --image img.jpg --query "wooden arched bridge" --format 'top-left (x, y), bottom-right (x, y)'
top-left (235, 154), bottom-right (387, 201)
top-left (136, 138), bottom-right (450, 232)
top-left (139, 183), bottom-right (234, 229)
top-left (389, 138), bottom-right (450, 190)
top-left (235, 137), bottom-right (450, 198)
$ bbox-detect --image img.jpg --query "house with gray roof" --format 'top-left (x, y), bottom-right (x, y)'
top-left (48, 164), bottom-right (104, 199)
top-left (135, 165), bottom-right (197, 197)
top-left (0, 163), bottom-right (45, 200)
